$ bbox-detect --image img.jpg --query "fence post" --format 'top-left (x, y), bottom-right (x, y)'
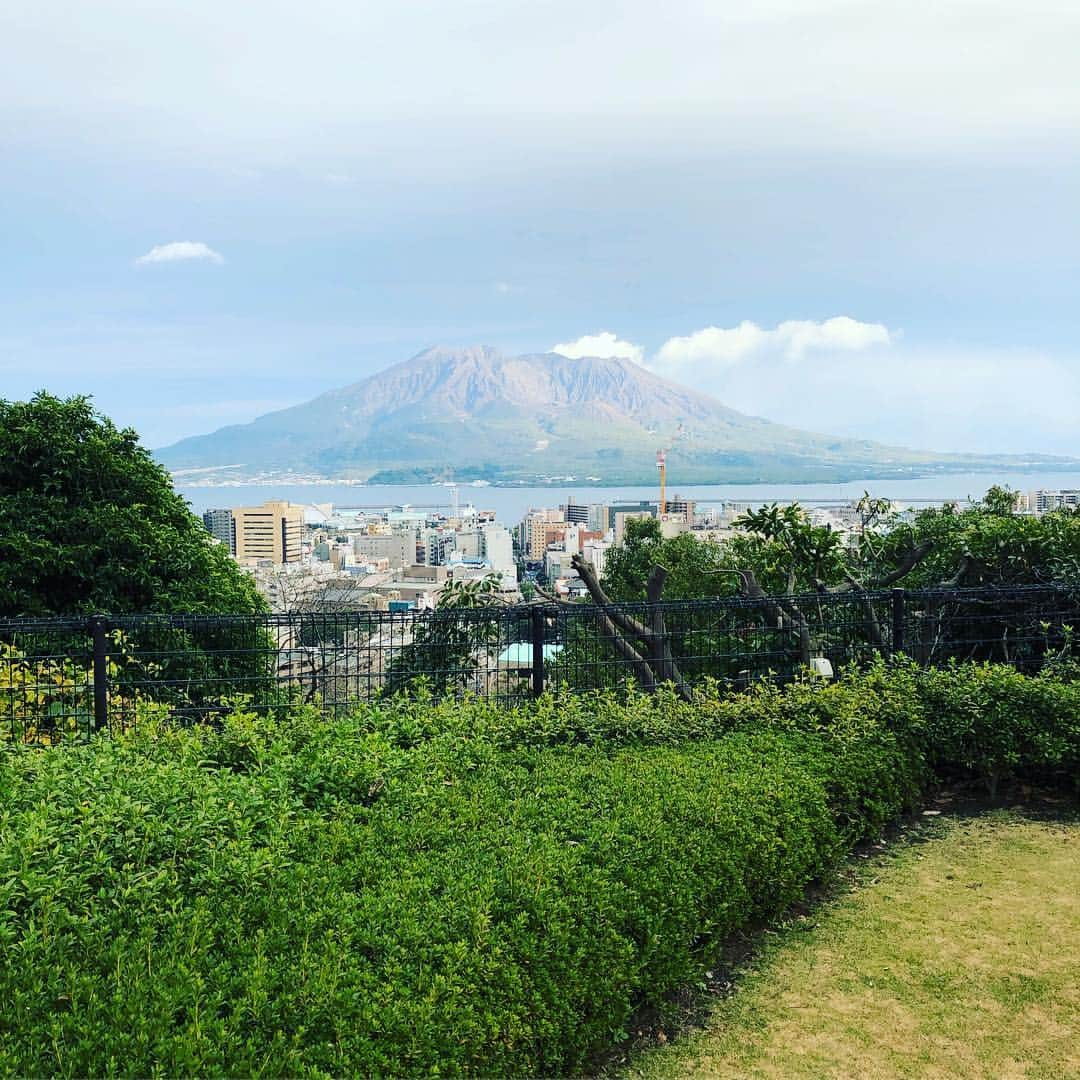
top-left (891, 588), bottom-right (905, 656)
top-left (91, 616), bottom-right (109, 731)
top-left (531, 607), bottom-right (545, 698)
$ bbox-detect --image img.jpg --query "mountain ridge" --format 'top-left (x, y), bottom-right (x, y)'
top-left (157, 346), bottom-right (1073, 484)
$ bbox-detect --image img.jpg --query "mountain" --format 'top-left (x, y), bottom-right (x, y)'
top-left (157, 345), bottom-right (1069, 484)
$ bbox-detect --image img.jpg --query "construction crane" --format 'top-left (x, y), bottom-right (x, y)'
top-left (656, 424), bottom-right (686, 517)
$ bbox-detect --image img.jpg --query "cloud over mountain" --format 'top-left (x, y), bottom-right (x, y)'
top-left (552, 332), bottom-right (644, 364)
top-left (651, 316), bottom-right (895, 374)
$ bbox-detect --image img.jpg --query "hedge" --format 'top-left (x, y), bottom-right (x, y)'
top-left (0, 662), bottom-right (1076, 1075)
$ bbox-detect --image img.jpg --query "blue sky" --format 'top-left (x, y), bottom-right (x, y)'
top-left (2, 1), bottom-right (1078, 454)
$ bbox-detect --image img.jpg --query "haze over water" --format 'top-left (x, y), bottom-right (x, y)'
top-left (177, 471), bottom-right (1080, 523)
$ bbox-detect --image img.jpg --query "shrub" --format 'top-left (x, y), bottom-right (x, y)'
top-left (916, 661), bottom-right (1080, 794)
top-left (0, 664), bottom-right (1075, 1075)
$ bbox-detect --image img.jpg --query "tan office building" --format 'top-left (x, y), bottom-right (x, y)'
top-left (232, 500), bottom-right (304, 564)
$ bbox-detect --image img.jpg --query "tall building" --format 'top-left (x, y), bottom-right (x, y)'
top-left (482, 525), bottom-right (516, 581)
top-left (522, 508), bottom-right (565, 559)
top-left (665, 496), bottom-right (696, 523)
top-left (613, 509), bottom-right (653, 545)
top-left (232, 500), bottom-right (304, 564)
top-left (420, 528), bottom-right (456, 566)
top-left (202, 508), bottom-right (234, 552)
top-left (562, 499), bottom-right (589, 525)
top-left (587, 502), bottom-right (609, 533)
top-left (606, 500), bottom-right (656, 531)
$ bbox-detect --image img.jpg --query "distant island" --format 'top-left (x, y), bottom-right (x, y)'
top-left (157, 346), bottom-right (1077, 485)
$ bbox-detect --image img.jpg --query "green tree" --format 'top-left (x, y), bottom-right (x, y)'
top-left (578, 489), bottom-right (1080, 688)
top-left (869, 487), bottom-right (1080, 589)
top-left (383, 574), bottom-right (511, 698)
top-left (600, 517), bottom-right (728, 601)
top-left (0, 393), bottom-right (265, 616)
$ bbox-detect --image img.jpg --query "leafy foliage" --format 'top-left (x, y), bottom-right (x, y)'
top-left (0, 664), bottom-right (1076, 1075)
top-left (869, 487), bottom-right (1080, 589)
top-left (598, 517), bottom-right (728, 601)
top-left (383, 573), bottom-right (513, 697)
top-left (0, 393), bottom-right (265, 616)
top-left (600, 488), bottom-right (1080, 603)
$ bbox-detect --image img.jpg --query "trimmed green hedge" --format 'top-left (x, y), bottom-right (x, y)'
top-left (0, 662), bottom-right (1076, 1076)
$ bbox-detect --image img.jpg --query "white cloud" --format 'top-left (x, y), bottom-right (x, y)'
top-left (651, 316), bottom-right (894, 375)
top-left (775, 316), bottom-right (894, 359)
top-left (705, 343), bottom-right (1080, 457)
top-left (135, 241), bottom-right (224, 266)
top-left (552, 331), bottom-right (644, 364)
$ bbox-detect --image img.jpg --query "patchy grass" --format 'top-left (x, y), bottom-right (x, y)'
top-left (624, 810), bottom-right (1080, 1080)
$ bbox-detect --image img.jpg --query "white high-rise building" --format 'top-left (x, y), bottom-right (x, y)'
top-left (563, 523), bottom-right (583, 556)
top-left (482, 525), bottom-right (516, 582)
top-left (581, 538), bottom-right (610, 580)
top-left (1029, 490), bottom-right (1080, 513)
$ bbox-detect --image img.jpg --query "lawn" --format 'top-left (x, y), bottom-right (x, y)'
top-left (626, 811), bottom-right (1080, 1079)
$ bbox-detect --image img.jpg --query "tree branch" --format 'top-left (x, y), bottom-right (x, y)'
top-left (827, 541), bottom-right (934, 593)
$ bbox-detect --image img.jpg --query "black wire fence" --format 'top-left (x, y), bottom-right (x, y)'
top-left (3, 584), bottom-right (1078, 743)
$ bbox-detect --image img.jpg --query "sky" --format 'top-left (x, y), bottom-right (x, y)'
top-left (2, 0), bottom-right (1078, 455)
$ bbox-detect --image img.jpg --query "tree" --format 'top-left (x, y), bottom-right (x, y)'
top-left (571, 488), bottom-right (1080, 691)
top-left (599, 517), bottom-right (728, 601)
top-left (383, 574), bottom-right (511, 698)
top-left (0, 393), bottom-right (265, 616)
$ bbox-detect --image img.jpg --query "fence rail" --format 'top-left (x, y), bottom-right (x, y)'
top-left (3, 584), bottom-right (1078, 742)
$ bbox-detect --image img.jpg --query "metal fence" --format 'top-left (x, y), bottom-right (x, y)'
top-left (3, 584), bottom-right (1078, 742)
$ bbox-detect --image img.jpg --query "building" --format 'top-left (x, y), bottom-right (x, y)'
top-left (387, 565), bottom-right (449, 609)
top-left (231, 500), bottom-right (304, 564)
top-left (352, 532), bottom-right (413, 570)
top-left (581, 537), bottom-right (611, 580)
top-left (202, 508), bottom-right (234, 552)
top-left (481, 525), bottom-right (516, 581)
top-left (1028, 490), bottom-right (1080, 514)
top-left (562, 499), bottom-right (589, 525)
top-left (522, 508), bottom-right (566, 559)
top-left (665, 496), bottom-right (696, 523)
top-left (454, 529), bottom-right (485, 560)
top-left (545, 547), bottom-right (578, 583)
top-left (614, 509), bottom-right (653, 545)
top-left (420, 528), bottom-right (456, 566)
top-left (606, 500), bottom-right (657, 531)
top-left (659, 516), bottom-right (690, 539)
top-left (587, 502), bottom-right (610, 533)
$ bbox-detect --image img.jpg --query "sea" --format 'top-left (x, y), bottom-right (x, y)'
top-left (176, 470), bottom-right (1080, 524)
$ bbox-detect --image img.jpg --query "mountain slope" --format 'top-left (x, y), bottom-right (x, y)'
top-left (157, 346), bottom-right (1068, 484)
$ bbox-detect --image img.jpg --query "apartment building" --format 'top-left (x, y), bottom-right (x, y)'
top-left (1028, 489), bottom-right (1080, 513)
top-left (482, 525), bottom-right (516, 580)
top-left (522, 508), bottom-right (566, 559)
top-left (231, 500), bottom-right (304, 564)
top-left (352, 532), bottom-right (413, 570)
top-left (202, 508), bottom-right (234, 551)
